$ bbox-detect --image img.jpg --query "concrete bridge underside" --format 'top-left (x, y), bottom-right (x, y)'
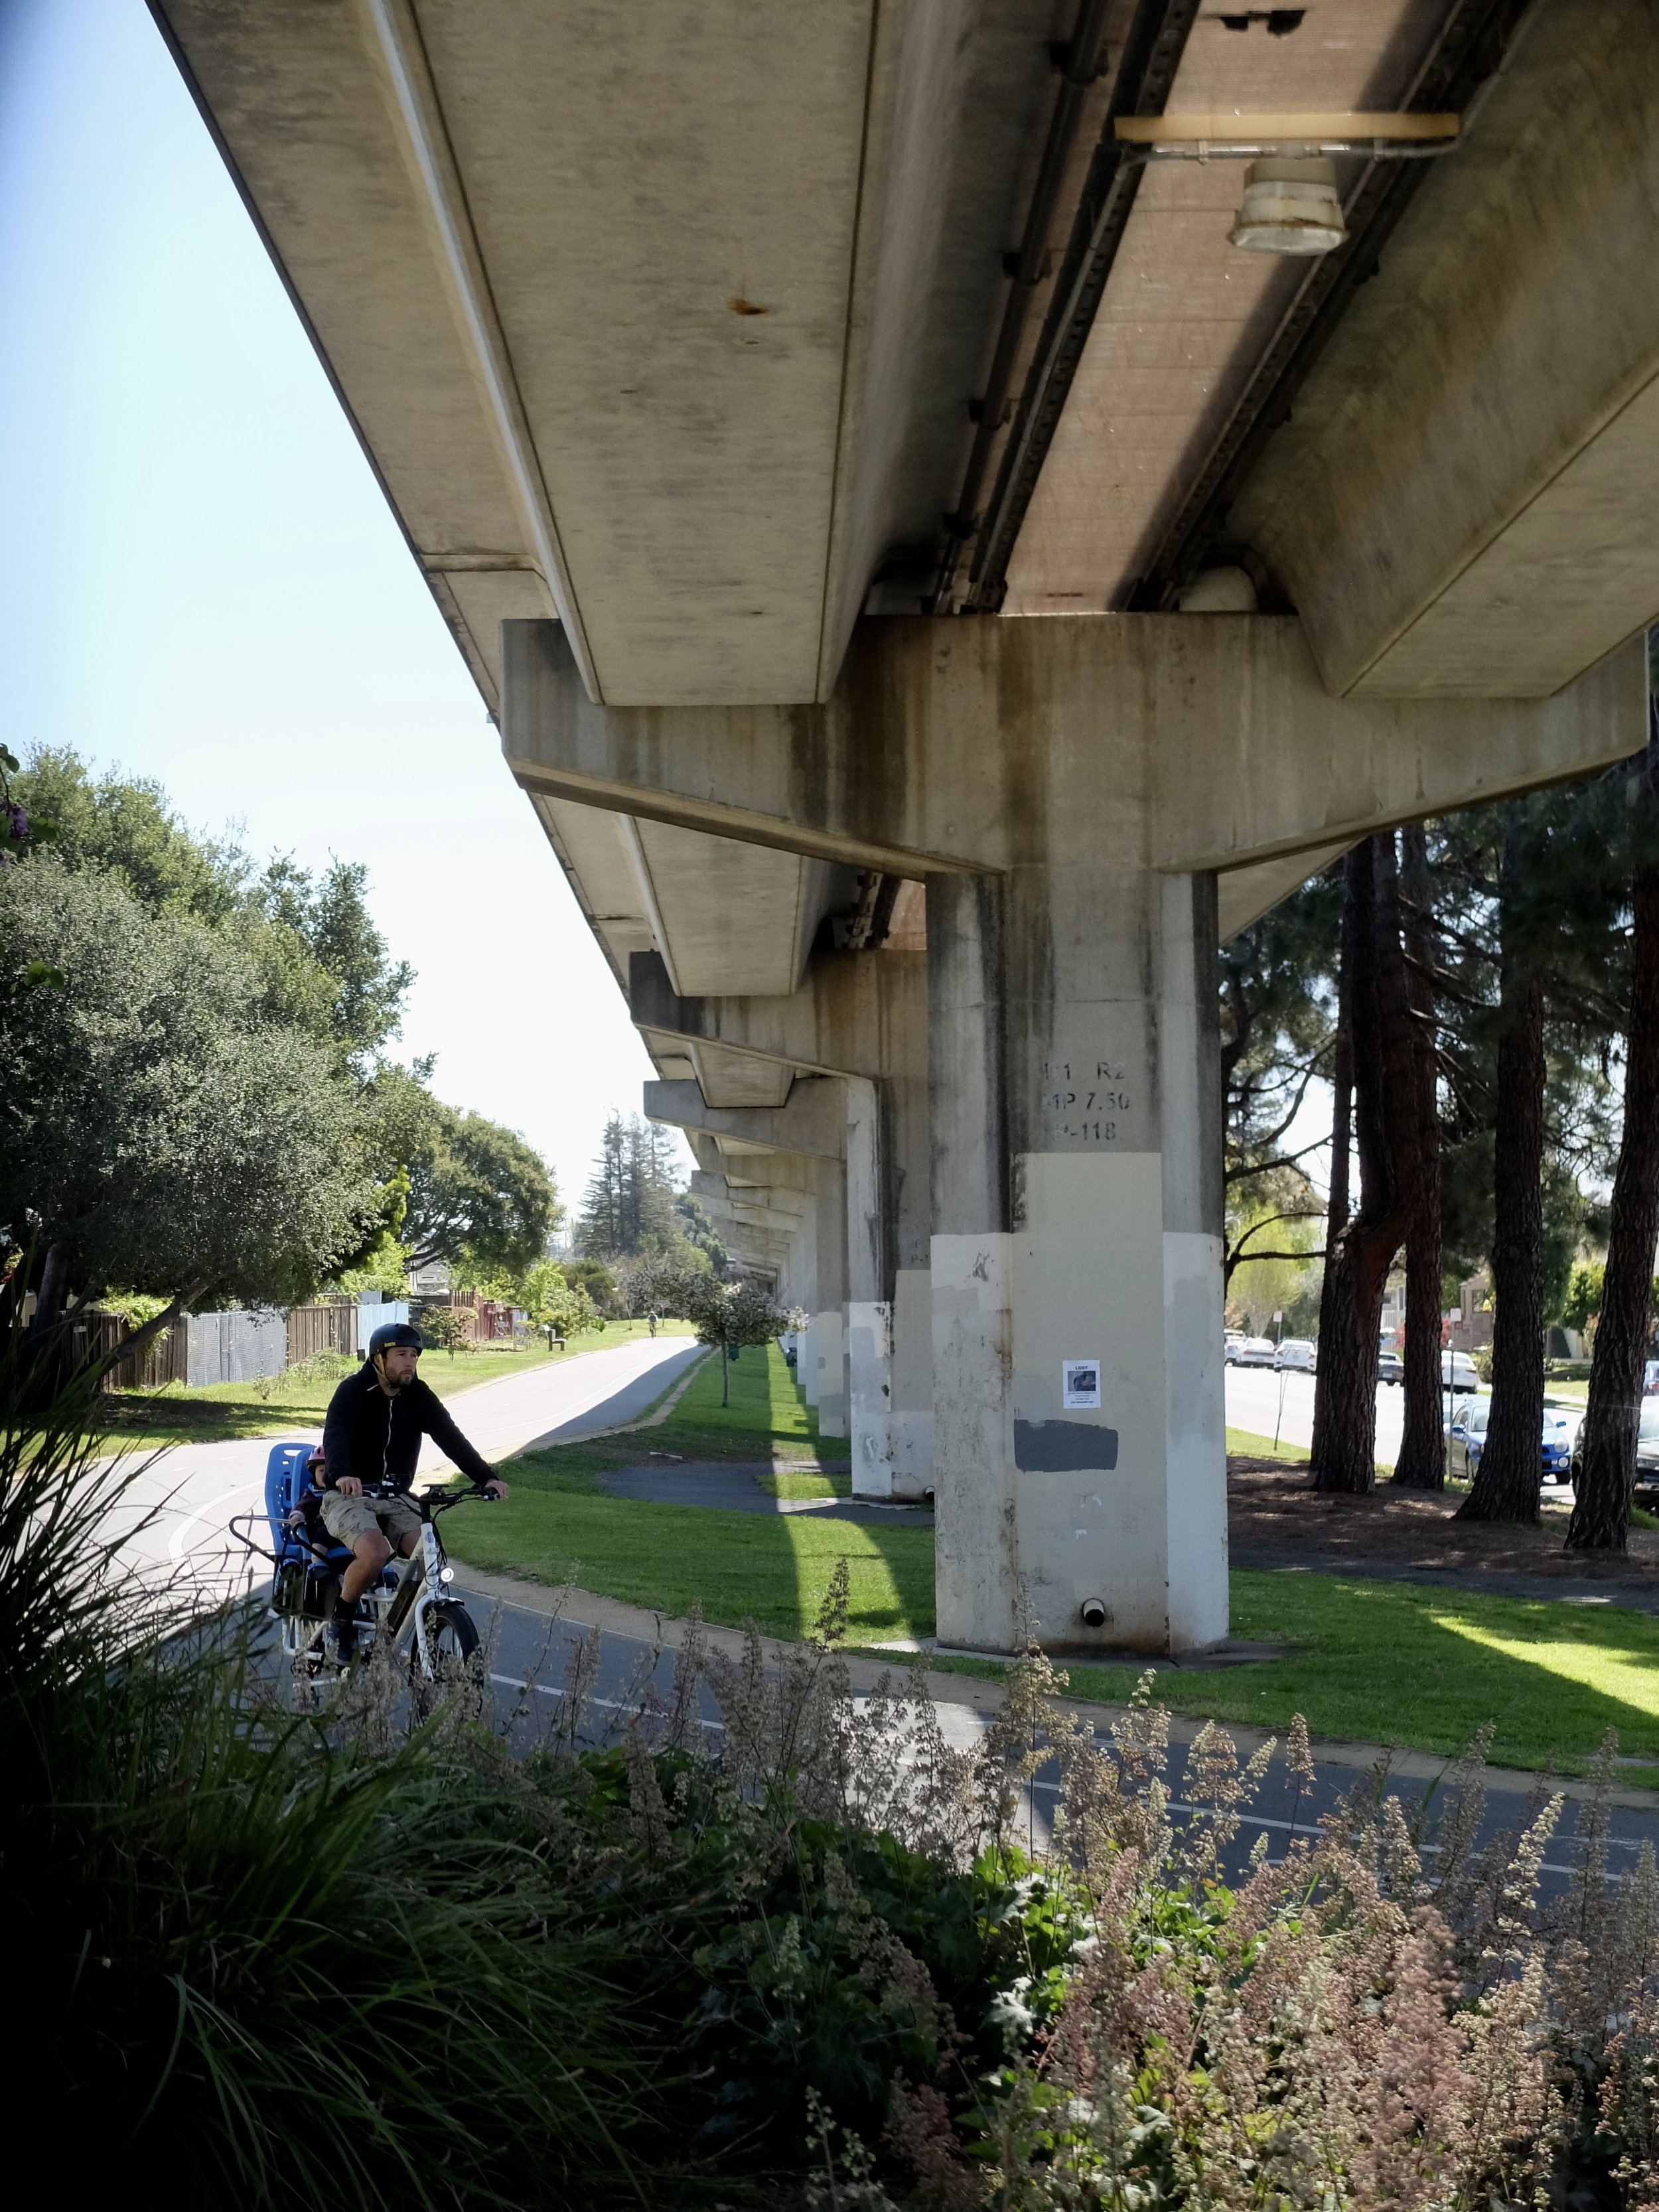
top-left (159, 0), bottom-right (1658, 1651)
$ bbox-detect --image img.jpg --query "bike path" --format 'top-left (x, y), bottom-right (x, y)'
top-left (458, 1568), bottom-right (1659, 1905)
top-left (115, 1335), bottom-right (705, 1603)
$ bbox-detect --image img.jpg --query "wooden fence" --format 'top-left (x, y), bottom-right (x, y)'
top-left (286, 1301), bottom-right (359, 1364)
top-left (77, 1300), bottom-right (358, 1391)
top-left (456, 1295), bottom-right (522, 1342)
top-left (75, 1311), bottom-right (189, 1391)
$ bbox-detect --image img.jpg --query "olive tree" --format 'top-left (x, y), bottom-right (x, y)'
top-left (683, 1276), bottom-right (802, 1406)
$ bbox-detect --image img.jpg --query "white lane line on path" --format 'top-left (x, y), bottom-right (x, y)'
top-left (167, 1477), bottom-right (267, 1562)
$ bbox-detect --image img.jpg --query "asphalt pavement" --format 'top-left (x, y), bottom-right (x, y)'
top-left (459, 1573), bottom-right (1659, 1905)
top-left (113, 1333), bottom-right (705, 1605)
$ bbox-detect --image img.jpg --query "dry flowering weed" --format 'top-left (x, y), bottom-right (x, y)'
top-left (317, 1547), bottom-right (1659, 2208)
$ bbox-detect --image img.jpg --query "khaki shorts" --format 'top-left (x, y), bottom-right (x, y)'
top-left (318, 1488), bottom-right (424, 1548)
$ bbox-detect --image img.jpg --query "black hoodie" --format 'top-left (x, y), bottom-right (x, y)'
top-left (320, 1363), bottom-right (495, 1493)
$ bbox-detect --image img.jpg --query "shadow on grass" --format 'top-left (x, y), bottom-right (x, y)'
top-left (966, 1570), bottom-right (1659, 1779)
top-left (446, 1343), bottom-right (913, 1641)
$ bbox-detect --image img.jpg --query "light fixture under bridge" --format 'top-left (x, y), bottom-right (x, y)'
top-left (1228, 156), bottom-right (1346, 254)
top-left (1112, 111), bottom-right (1459, 259)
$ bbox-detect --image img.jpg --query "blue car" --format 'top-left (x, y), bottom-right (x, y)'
top-left (1541, 1410), bottom-right (1575, 1484)
top-left (1446, 1398), bottom-right (1576, 1485)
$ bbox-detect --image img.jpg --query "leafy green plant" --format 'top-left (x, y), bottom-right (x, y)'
top-left (1, 1309), bottom-right (664, 2207)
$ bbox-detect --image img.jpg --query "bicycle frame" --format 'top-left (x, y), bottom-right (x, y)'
top-left (235, 1485), bottom-right (481, 1678)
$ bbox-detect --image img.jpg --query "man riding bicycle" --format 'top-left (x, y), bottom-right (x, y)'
top-left (318, 1319), bottom-right (509, 1660)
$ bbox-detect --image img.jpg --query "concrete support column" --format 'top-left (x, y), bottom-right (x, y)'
top-left (814, 1156), bottom-right (848, 1439)
top-left (927, 854), bottom-right (1226, 1658)
top-left (845, 1065), bottom-right (934, 1500)
top-left (845, 1077), bottom-right (891, 1498)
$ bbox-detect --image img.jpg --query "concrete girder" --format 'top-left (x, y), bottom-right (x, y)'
top-left (689, 1170), bottom-right (810, 1223)
top-left (631, 950), bottom-right (926, 1086)
top-left (638, 1039), bottom-right (795, 1110)
top-left (504, 615), bottom-right (1644, 885)
top-left (1218, 842), bottom-right (1353, 942)
top-left (711, 1159), bottom-right (816, 1201)
top-left (644, 1076), bottom-right (847, 1160)
top-left (1230, 0), bottom-right (1659, 700)
top-left (155, 0), bottom-right (1063, 707)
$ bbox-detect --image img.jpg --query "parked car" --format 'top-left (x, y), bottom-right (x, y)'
top-left (1377, 1348), bottom-right (1404, 1386)
top-left (1446, 1394), bottom-right (1488, 1477)
top-left (1226, 1336), bottom-right (1277, 1368)
top-left (1570, 1399), bottom-right (1659, 1493)
top-left (1541, 1408), bottom-right (1575, 1485)
top-left (1645, 1359), bottom-right (1659, 1395)
top-left (1450, 1396), bottom-right (1580, 1485)
top-left (1442, 1349), bottom-right (1481, 1392)
top-left (1224, 1331), bottom-right (1245, 1361)
top-left (1274, 1338), bottom-right (1317, 1373)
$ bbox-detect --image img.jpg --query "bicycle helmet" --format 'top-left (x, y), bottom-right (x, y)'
top-left (366, 1319), bottom-right (425, 1361)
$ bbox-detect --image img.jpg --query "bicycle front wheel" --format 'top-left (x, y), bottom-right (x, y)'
top-left (408, 1598), bottom-right (482, 1708)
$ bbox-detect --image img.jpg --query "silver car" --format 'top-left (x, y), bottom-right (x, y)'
top-left (1274, 1338), bottom-right (1317, 1373)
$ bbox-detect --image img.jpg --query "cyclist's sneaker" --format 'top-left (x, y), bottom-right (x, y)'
top-left (325, 1614), bottom-right (358, 1666)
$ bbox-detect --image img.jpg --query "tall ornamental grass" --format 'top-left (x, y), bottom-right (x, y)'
top-left (15, 1288), bottom-right (1659, 2207)
top-left (1, 1311), bottom-right (662, 2208)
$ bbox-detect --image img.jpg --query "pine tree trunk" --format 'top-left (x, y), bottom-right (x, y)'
top-left (1312, 840), bottom-right (1414, 1493)
top-left (1310, 875), bottom-right (1354, 1477)
top-left (1459, 814), bottom-right (1547, 1525)
top-left (1394, 824), bottom-right (1447, 1489)
top-left (27, 1242), bottom-right (70, 1338)
top-left (721, 1340), bottom-right (730, 1406)
top-left (1569, 729), bottom-right (1659, 1552)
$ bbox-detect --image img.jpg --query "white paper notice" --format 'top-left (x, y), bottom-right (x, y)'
top-left (1062, 1360), bottom-right (1102, 1410)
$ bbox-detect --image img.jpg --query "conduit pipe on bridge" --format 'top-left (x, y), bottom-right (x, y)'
top-left (947, 0), bottom-right (1203, 611)
top-left (931, 0), bottom-right (1112, 602)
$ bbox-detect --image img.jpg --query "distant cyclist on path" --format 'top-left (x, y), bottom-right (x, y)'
top-left (318, 1319), bottom-right (508, 1659)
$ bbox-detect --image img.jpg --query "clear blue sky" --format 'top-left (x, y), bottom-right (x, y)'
top-left (0, 0), bottom-right (674, 1220)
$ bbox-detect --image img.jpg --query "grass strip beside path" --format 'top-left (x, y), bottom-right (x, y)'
top-left (1226, 1426), bottom-right (1310, 1463)
top-left (455, 1346), bottom-right (1659, 1777)
top-left (446, 1341), bottom-right (910, 1637)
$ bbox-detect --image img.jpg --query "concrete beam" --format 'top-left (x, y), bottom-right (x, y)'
top-left (631, 949), bottom-right (926, 1083)
top-left (1218, 842), bottom-right (1351, 942)
top-left (690, 1170), bottom-right (809, 1223)
top-left (1230, 0), bottom-right (1659, 699)
top-left (504, 616), bottom-right (1643, 881)
top-left (644, 1076), bottom-right (847, 1159)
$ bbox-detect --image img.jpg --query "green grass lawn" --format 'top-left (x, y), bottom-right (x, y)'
top-left (101, 1319), bottom-right (693, 1449)
top-left (445, 1341), bottom-right (917, 1640)
top-left (451, 1353), bottom-right (1659, 1787)
top-left (926, 1570), bottom-right (1659, 1781)
top-left (760, 1469), bottom-right (853, 1500)
top-left (1226, 1426), bottom-right (1310, 1463)
top-left (448, 1350), bottom-right (1659, 1779)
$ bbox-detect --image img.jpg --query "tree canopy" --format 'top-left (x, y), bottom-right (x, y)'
top-left (0, 857), bottom-right (376, 1315)
top-left (2, 746), bottom-right (558, 1333)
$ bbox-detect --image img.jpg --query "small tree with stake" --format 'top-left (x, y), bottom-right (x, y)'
top-left (683, 1276), bottom-right (802, 1406)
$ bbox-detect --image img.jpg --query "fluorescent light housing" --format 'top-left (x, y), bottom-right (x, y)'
top-left (1228, 156), bottom-right (1346, 255)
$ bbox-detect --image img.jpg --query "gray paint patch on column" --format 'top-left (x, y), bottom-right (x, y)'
top-left (1013, 1420), bottom-right (1119, 1472)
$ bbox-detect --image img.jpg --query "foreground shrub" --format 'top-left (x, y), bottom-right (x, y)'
top-left (13, 1299), bottom-right (1659, 2207)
